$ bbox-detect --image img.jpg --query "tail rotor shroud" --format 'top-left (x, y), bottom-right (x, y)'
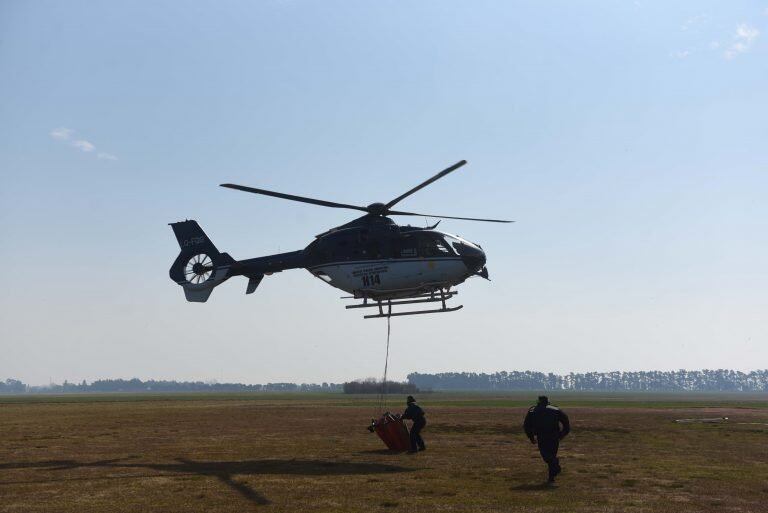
top-left (184, 253), bottom-right (214, 284)
top-left (169, 220), bottom-right (235, 302)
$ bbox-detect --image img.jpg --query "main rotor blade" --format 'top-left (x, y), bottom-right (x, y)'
top-left (220, 184), bottom-right (369, 213)
top-left (384, 160), bottom-right (468, 209)
top-left (388, 210), bottom-right (513, 223)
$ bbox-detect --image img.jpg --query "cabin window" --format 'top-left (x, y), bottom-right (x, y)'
top-left (396, 235), bottom-right (418, 258)
top-left (364, 241), bottom-right (383, 259)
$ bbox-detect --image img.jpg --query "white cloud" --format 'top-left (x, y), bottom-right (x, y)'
top-left (724, 23), bottom-right (760, 59)
top-left (72, 139), bottom-right (95, 152)
top-left (671, 50), bottom-right (691, 59)
top-left (49, 127), bottom-right (73, 141)
top-left (49, 127), bottom-right (117, 160)
top-left (736, 23), bottom-right (760, 40)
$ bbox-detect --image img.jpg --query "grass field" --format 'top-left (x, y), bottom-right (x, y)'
top-left (1, 392), bottom-right (767, 512)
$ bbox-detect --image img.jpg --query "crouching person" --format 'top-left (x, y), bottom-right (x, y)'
top-left (402, 395), bottom-right (426, 453)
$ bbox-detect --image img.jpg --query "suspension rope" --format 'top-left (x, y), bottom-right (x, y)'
top-left (378, 316), bottom-right (392, 414)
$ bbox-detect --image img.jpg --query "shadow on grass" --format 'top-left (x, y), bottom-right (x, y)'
top-left (511, 482), bottom-right (557, 491)
top-left (0, 457), bottom-right (416, 507)
top-left (357, 449), bottom-right (406, 455)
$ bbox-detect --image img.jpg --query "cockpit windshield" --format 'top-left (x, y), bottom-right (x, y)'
top-left (441, 233), bottom-right (469, 255)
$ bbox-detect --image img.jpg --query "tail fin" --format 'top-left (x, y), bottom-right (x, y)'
top-left (169, 220), bottom-right (235, 302)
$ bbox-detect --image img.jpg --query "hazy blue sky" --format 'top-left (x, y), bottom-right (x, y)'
top-left (1, 1), bottom-right (766, 385)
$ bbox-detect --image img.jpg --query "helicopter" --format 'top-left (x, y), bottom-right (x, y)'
top-left (168, 160), bottom-right (511, 318)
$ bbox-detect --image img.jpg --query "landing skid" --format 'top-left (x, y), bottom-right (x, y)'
top-left (344, 289), bottom-right (463, 319)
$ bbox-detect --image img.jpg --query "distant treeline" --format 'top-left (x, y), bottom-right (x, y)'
top-left (5, 370), bottom-right (768, 395)
top-left (342, 380), bottom-right (419, 394)
top-left (407, 370), bottom-right (768, 392)
top-left (0, 378), bottom-right (342, 395)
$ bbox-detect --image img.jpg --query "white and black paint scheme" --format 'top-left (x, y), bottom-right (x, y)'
top-left (168, 160), bottom-right (511, 318)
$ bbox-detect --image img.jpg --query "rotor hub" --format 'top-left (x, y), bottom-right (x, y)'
top-left (366, 202), bottom-right (388, 216)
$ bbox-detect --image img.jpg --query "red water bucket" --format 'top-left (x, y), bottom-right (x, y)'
top-left (372, 413), bottom-right (410, 451)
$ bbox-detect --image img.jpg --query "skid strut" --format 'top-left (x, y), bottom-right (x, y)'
top-left (345, 289), bottom-right (463, 319)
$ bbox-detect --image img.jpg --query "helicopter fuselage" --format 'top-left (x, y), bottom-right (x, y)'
top-left (225, 216), bottom-right (487, 300)
top-left (301, 217), bottom-right (487, 299)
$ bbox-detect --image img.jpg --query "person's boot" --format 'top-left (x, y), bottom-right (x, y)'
top-left (547, 465), bottom-right (557, 484)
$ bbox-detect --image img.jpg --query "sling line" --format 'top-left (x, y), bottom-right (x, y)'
top-left (378, 316), bottom-right (391, 414)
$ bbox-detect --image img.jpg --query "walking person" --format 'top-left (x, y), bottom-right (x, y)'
top-left (523, 395), bottom-right (570, 484)
top-left (401, 395), bottom-right (426, 453)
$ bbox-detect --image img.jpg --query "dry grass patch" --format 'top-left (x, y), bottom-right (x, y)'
top-left (1, 394), bottom-right (767, 512)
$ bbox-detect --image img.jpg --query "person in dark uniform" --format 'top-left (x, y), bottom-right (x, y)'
top-left (401, 395), bottom-right (426, 453)
top-left (523, 395), bottom-right (570, 483)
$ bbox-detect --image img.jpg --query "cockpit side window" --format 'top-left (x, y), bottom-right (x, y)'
top-left (418, 234), bottom-right (453, 257)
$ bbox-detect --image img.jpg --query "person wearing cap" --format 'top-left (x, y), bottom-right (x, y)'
top-left (401, 395), bottom-right (426, 453)
top-left (523, 395), bottom-right (570, 483)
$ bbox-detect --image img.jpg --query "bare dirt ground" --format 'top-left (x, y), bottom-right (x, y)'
top-left (1, 393), bottom-right (767, 512)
